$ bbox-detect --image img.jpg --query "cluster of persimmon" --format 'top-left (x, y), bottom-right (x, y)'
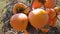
top-left (10, 0), bottom-right (60, 34)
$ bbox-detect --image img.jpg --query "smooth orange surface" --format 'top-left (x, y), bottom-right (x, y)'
top-left (28, 9), bottom-right (49, 30)
top-left (10, 13), bottom-right (28, 31)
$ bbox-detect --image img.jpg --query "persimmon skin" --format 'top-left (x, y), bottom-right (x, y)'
top-left (46, 9), bottom-right (57, 27)
top-left (28, 9), bottom-right (49, 30)
top-left (46, 8), bottom-right (56, 19)
top-left (10, 13), bottom-right (28, 31)
top-left (49, 17), bottom-right (57, 27)
top-left (13, 3), bottom-right (29, 15)
top-left (54, 7), bottom-right (60, 15)
top-left (44, 0), bottom-right (56, 8)
top-left (32, 0), bottom-right (42, 9)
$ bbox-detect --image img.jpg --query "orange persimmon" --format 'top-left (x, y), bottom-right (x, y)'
top-left (13, 3), bottom-right (30, 15)
top-left (32, 0), bottom-right (42, 9)
top-left (28, 9), bottom-right (49, 30)
top-left (44, 0), bottom-right (56, 8)
top-left (54, 7), bottom-right (60, 15)
top-left (49, 17), bottom-right (57, 27)
top-left (10, 13), bottom-right (28, 31)
top-left (46, 8), bottom-right (56, 19)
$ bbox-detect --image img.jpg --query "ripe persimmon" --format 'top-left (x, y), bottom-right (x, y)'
top-left (46, 8), bottom-right (56, 19)
top-left (28, 9), bottom-right (49, 30)
top-left (10, 13), bottom-right (28, 31)
top-left (44, 0), bottom-right (56, 8)
top-left (13, 3), bottom-right (30, 15)
top-left (32, 0), bottom-right (42, 9)
top-left (54, 7), bottom-right (60, 15)
top-left (49, 17), bottom-right (57, 27)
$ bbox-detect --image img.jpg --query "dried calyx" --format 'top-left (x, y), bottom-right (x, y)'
top-left (17, 7), bottom-right (25, 13)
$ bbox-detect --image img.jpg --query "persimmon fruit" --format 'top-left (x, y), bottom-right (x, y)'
top-left (28, 9), bottom-right (49, 30)
top-left (10, 13), bottom-right (28, 31)
top-left (44, 0), bottom-right (56, 8)
top-left (46, 8), bottom-right (56, 19)
top-left (32, 0), bottom-right (42, 9)
top-left (13, 3), bottom-right (30, 15)
top-left (54, 7), bottom-right (60, 15)
top-left (49, 17), bottom-right (57, 27)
